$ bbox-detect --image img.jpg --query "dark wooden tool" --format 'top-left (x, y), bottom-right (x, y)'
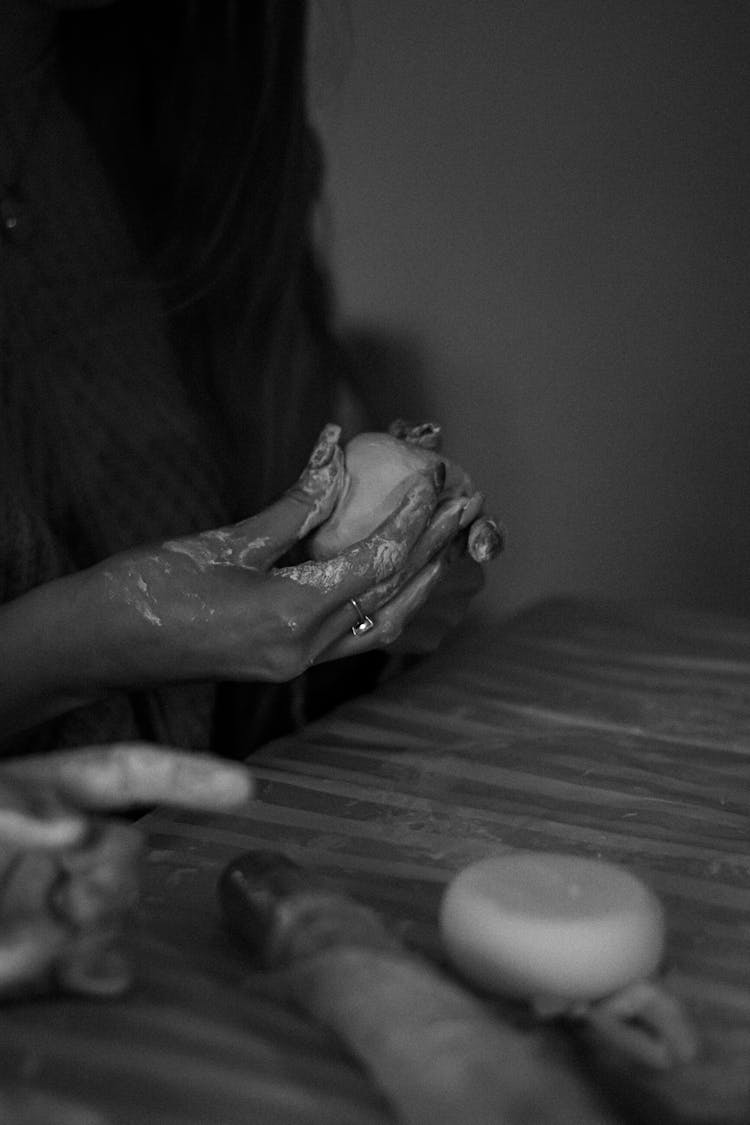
top-left (218, 850), bottom-right (617, 1125)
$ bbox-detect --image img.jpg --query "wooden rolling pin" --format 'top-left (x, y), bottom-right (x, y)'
top-left (217, 851), bottom-right (617, 1125)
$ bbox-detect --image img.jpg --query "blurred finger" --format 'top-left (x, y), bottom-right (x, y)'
top-left (5, 746), bottom-right (254, 812)
top-left (55, 822), bottom-right (142, 929)
top-left (0, 777), bottom-right (86, 851)
top-left (57, 931), bottom-right (133, 998)
top-left (0, 916), bottom-right (67, 994)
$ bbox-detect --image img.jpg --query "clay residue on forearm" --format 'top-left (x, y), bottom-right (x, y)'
top-left (102, 555), bottom-right (216, 628)
top-left (162, 528), bottom-right (269, 571)
top-left (102, 562), bottom-right (164, 627)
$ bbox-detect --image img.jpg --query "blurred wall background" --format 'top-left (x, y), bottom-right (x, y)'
top-left (311, 0), bottom-right (750, 620)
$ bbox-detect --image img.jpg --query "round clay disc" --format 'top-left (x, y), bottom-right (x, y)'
top-left (439, 851), bottom-right (665, 1004)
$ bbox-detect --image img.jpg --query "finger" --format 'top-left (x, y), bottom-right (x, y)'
top-left (351, 493), bottom-right (469, 612)
top-left (388, 555), bottom-right (485, 654)
top-left (4, 745), bottom-right (255, 812)
top-left (388, 418), bottom-right (443, 451)
top-left (443, 459), bottom-right (475, 499)
top-left (459, 490), bottom-right (485, 530)
top-left (0, 916), bottom-right (68, 994)
top-left (0, 777), bottom-right (86, 851)
top-left (233, 423), bottom-right (346, 563)
top-left (319, 555), bottom-right (446, 662)
top-left (468, 516), bottom-right (506, 563)
top-left (55, 822), bottom-right (142, 928)
top-left (57, 930), bottom-right (133, 998)
top-left (275, 469), bottom-right (440, 601)
top-left (162, 425), bottom-right (345, 573)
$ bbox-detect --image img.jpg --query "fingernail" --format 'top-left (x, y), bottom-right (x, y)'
top-left (433, 460), bottom-right (446, 491)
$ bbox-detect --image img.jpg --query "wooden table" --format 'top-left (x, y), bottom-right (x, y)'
top-left (1, 598), bottom-right (749, 1124)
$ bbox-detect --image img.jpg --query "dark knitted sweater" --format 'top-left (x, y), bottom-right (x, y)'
top-left (0, 63), bottom-right (330, 757)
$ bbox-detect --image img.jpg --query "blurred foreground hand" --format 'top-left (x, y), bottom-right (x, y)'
top-left (0, 743), bottom-right (253, 999)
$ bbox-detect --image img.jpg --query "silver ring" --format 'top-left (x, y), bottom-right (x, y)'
top-left (349, 598), bottom-right (375, 637)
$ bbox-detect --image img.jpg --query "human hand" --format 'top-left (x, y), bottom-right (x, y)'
top-left (93, 424), bottom-right (463, 686)
top-left (384, 420), bottom-right (504, 653)
top-left (0, 743), bottom-right (253, 1000)
top-left (307, 420), bottom-right (503, 657)
top-left (386, 419), bottom-right (505, 563)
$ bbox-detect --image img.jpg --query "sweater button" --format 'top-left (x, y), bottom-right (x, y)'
top-left (1, 194), bottom-right (31, 242)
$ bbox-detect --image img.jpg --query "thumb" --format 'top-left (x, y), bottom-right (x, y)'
top-left (194, 424), bottom-right (346, 572)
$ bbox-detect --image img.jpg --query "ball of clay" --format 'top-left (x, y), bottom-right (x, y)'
top-left (308, 432), bottom-right (455, 561)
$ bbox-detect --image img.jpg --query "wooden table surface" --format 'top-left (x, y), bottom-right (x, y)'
top-left (1, 598), bottom-right (749, 1124)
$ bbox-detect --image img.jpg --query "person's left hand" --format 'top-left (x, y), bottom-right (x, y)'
top-left (0, 744), bottom-right (253, 1000)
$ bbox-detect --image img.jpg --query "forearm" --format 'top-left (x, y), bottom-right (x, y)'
top-left (0, 569), bottom-right (112, 741)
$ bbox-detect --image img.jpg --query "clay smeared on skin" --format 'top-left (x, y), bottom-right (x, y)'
top-left (309, 434), bottom-right (449, 562)
top-left (293, 424), bottom-right (346, 540)
top-left (278, 482), bottom-right (435, 594)
top-left (310, 431), bottom-right (505, 566)
top-left (163, 530), bottom-right (273, 572)
top-left (161, 426), bottom-right (345, 572)
top-left (103, 556), bottom-right (216, 628)
top-left (278, 538), bottom-right (401, 595)
top-left (103, 564), bottom-right (163, 627)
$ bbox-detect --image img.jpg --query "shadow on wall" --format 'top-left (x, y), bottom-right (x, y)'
top-left (342, 321), bottom-right (750, 622)
top-left (318, 1), bottom-right (750, 619)
top-left (343, 325), bottom-right (437, 432)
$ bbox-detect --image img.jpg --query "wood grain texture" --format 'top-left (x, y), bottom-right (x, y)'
top-left (2, 598), bottom-right (749, 1124)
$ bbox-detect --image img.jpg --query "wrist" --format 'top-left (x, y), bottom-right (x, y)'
top-left (82, 554), bottom-right (170, 690)
top-left (86, 549), bottom-right (212, 688)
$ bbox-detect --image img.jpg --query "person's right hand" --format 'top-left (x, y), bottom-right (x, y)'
top-left (91, 424), bottom-right (467, 689)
